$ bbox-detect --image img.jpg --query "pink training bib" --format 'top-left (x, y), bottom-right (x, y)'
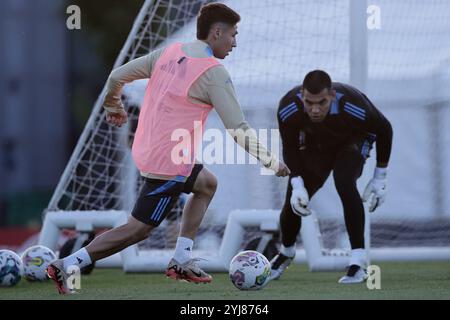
top-left (132, 43), bottom-right (220, 177)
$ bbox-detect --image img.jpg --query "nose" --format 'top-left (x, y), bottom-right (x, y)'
top-left (311, 105), bottom-right (321, 114)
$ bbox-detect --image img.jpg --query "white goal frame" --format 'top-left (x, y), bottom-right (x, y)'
top-left (39, 209), bottom-right (450, 273)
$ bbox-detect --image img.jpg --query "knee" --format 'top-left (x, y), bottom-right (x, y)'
top-left (203, 175), bottom-right (218, 198)
top-left (196, 172), bottom-right (218, 199)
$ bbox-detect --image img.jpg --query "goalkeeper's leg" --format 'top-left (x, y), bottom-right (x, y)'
top-left (271, 174), bottom-right (323, 280)
top-left (270, 182), bottom-right (298, 281)
top-left (334, 144), bottom-right (368, 284)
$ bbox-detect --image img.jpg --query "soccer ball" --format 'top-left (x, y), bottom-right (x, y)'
top-left (21, 245), bottom-right (56, 281)
top-left (0, 250), bottom-right (23, 287)
top-left (229, 250), bottom-right (271, 290)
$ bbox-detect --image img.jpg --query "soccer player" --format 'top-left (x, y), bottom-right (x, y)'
top-left (270, 70), bottom-right (393, 283)
top-left (47, 3), bottom-right (290, 294)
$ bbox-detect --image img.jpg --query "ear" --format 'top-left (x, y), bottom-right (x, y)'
top-left (210, 24), bottom-right (221, 40)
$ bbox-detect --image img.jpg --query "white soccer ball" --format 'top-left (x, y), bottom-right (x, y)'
top-left (229, 250), bottom-right (271, 290)
top-left (21, 245), bottom-right (56, 281)
top-left (0, 250), bottom-right (23, 287)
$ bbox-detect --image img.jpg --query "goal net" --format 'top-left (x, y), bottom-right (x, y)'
top-left (39, 0), bottom-right (450, 272)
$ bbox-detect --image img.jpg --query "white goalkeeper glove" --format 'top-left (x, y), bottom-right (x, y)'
top-left (290, 176), bottom-right (311, 217)
top-left (362, 167), bottom-right (387, 213)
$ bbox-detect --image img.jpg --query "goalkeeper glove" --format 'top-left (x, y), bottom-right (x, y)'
top-left (290, 176), bottom-right (311, 217)
top-left (362, 167), bottom-right (387, 213)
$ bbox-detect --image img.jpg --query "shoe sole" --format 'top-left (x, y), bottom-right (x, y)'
top-left (166, 269), bottom-right (212, 284)
top-left (338, 277), bottom-right (368, 284)
top-left (46, 265), bottom-right (69, 295)
top-left (338, 280), bottom-right (365, 284)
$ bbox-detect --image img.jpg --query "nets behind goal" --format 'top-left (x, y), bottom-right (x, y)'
top-left (40, 0), bottom-right (450, 271)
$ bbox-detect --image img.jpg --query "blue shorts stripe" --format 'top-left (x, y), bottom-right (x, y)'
top-left (150, 198), bottom-right (166, 220)
top-left (154, 197), bottom-right (171, 221)
top-left (153, 197), bottom-right (169, 221)
top-left (146, 180), bottom-right (177, 196)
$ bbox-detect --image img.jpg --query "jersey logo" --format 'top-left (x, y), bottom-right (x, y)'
top-left (160, 59), bottom-right (176, 75)
top-left (298, 131), bottom-right (306, 150)
top-left (343, 102), bottom-right (366, 120)
top-left (279, 102), bottom-right (298, 122)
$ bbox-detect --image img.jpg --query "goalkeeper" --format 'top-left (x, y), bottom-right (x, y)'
top-left (271, 70), bottom-right (393, 284)
top-left (47, 2), bottom-right (289, 294)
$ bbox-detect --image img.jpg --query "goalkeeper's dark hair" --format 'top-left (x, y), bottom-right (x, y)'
top-left (302, 70), bottom-right (332, 94)
top-left (197, 3), bottom-right (241, 40)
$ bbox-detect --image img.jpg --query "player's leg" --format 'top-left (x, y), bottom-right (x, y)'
top-left (179, 165), bottom-right (217, 240)
top-left (47, 218), bottom-right (157, 294)
top-left (84, 216), bottom-right (155, 261)
top-left (333, 142), bottom-right (368, 283)
top-left (47, 177), bottom-right (183, 293)
top-left (166, 165), bottom-right (217, 283)
top-left (164, 194), bottom-right (187, 248)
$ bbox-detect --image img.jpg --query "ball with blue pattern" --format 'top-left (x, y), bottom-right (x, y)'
top-left (0, 250), bottom-right (23, 287)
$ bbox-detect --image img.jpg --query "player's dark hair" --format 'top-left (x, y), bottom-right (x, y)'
top-left (302, 70), bottom-right (332, 94)
top-left (197, 3), bottom-right (240, 40)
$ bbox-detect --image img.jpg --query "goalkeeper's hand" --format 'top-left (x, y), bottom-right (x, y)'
top-left (290, 176), bottom-right (311, 217)
top-left (106, 109), bottom-right (128, 128)
top-left (362, 167), bottom-right (387, 213)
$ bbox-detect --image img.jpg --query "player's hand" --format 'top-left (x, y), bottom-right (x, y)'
top-left (264, 158), bottom-right (291, 177)
top-left (106, 109), bottom-right (128, 128)
top-left (362, 167), bottom-right (387, 213)
top-left (290, 176), bottom-right (311, 217)
top-left (275, 160), bottom-right (291, 177)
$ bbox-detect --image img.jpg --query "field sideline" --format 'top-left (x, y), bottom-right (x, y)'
top-left (1, 262), bottom-right (449, 300)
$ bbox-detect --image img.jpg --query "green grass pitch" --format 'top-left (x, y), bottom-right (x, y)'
top-left (1, 262), bottom-right (449, 300)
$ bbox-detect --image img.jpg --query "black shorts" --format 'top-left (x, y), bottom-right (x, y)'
top-left (294, 138), bottom-right (373, 197)
top-left (131, 164), bottom-right (204, 226)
